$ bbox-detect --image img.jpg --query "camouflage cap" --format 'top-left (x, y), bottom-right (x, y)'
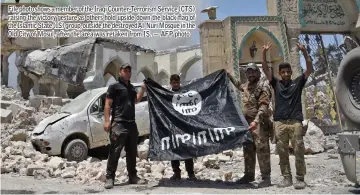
top-left (245, 63), bottom-right (260, 71)
top-left (119, 63), bottom-right (131, 70)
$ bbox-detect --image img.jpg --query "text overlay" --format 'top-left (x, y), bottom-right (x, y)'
top-left (6, 5), bottom-right (197, 39)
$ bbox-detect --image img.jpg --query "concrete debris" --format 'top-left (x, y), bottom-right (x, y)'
top-left (222, 171), bottom-right (233, 181)
top-left (0, 85), bottom-right (348, 189)
top-left (1, 100), bottom-right (13, 109)
top-left (19, 38), bottom-right (155, 88)
top-left (1, 86), bottom-right (62, 144)
top-left (1, 86), bottom-right (23, 102)
top-left (303, 120), bottom-right (326, 154)
top-left (8, 101), bottom-right (35, 118)
top-left (62, 99), bottom-right (72, 106)
top-left (22, 40), bottom-right (94, 86)
top-left (1, 108), bottom-right (13, 123)
top-left (137, 139), bottom-right (149, 160)
top-left (29, 95), bottom-right (63, 110)
top-left (222, 150), bottom-right (233, 157)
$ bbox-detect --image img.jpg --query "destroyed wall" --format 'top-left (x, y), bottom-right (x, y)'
top-left (154, 44), bottom-right (202, 84)
top-left (15, 38), bottom-right (156, 99)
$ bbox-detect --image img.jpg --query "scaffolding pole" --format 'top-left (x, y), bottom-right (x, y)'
top-left (318, 34), bottom-right (343, 130)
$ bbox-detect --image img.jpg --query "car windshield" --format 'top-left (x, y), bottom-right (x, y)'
top-left (60, 89), bottom-right (103, 114)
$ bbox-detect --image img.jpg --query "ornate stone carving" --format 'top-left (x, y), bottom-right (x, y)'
top-left (230, 18), bottom-right (239, 79)
top-left (286, 28), bottom-right (302, 77)
top-left (276, 0), bottom-right (301, 26)
top-left (283, 0), bottom-right (298, 13)
top-left (230, 16), bottom-right (281, 76)
top-left (301, 0), bottom-right (347, 28)
top-left (278, 16), bottom-right (290, 61)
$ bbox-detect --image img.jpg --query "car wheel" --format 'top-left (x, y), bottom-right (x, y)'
top-left (64, 139), bottom-right (88, 162)
top-left (336, 47), bottom-right (360, 125)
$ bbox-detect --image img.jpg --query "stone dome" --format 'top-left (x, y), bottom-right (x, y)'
top-left (3, 0), bottom-right (72, 7)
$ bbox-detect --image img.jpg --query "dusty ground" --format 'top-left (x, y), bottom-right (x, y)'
top-left (1, 86), bottom-right (359, 194)
top-left (2, 153), bottom-right (359, 194)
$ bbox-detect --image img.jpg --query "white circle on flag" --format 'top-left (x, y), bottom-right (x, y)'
top-left (172, 90), bottom-right (202, 115)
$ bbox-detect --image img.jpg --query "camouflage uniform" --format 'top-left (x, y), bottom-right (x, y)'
top-left (275, 120), bottom-right (306, 180)
top-left (228, 68), bottom-right (273, 184)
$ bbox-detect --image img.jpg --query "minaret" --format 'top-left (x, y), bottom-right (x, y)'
top-left (267, 0), bottom-right (278, 16)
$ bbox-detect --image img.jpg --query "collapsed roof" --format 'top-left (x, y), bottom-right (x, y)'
top-left (18, 38), bottom-right (156, 86)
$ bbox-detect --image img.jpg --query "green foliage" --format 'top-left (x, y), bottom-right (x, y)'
top-left (313, 87), bottom-right (324, 120)
top-left (326, 85), bottom-right (337, 124)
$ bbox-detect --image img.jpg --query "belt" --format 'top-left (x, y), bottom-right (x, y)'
top-left (118, 119), bottom-right (135, 122)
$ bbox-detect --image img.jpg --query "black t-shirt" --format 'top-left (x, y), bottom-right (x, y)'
top-left (270, 74), bottom-right (307, 122)
top-left (106, 80), bottom-right (137, 122)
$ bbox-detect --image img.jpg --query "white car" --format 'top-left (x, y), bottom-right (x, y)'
top-left (30, 83), bottom-right (150, 161)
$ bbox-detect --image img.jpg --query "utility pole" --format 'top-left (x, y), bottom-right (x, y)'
top-left (318, 34), bottom-right (343, 130)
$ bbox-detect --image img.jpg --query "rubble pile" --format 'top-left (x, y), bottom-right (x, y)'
top-left (1, 140), bottom-right (245, 185)
top-left (0, 85), bottom-right (340, 186)
top-left (0, 136), bottom-right (340, 186)
top-left (1, 86), bottom-right (63, 143)
top-left (303, 120), bottom-right (327, 154)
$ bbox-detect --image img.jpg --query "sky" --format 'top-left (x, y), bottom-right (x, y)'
top-left (4, 0), bottom-right (342, 90)
top-left (192, 0), bottom-right (268, 42)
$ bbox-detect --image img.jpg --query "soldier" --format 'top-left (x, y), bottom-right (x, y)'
top-left (261, 42), bottom-right (313, 189)
top-left (226, 63), bottom-right (272, 187)
top-left (103, 63), bottom-right (147, 189)
top-left (168, 74), bottom-right (197, 181)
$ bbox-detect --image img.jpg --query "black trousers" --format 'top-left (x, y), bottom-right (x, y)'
top-left (171, 159), bottom-right (194, 175)
top-left (106, 121), bottom-right (138, 180)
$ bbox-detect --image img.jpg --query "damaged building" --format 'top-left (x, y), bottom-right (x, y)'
top-left (10, 37), bottom-right (202, 99)
top-left (1, 0), bottom-right (203, 99)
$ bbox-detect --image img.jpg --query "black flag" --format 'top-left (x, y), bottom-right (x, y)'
top-left (144, 69), bottom-right (253, 161)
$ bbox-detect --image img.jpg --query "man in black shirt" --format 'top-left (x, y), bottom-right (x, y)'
top-left (168, 74), bottom-right (197, 181)
top-left (104, 63), bottom-right (146, 189)
top-left (261, 42), bottom-right (313, 189)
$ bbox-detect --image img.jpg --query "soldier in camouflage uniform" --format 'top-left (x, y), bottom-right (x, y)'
top-left (227, 63), bottom-right (272, 187)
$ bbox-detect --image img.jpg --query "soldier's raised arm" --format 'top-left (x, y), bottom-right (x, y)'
top-left (262, 43), bottom-right (273, 82)
top-left (226, 70), bottom-right (244, 92)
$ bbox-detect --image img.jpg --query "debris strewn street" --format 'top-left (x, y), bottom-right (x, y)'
top-left (1, 86), bottom-right (359, 194)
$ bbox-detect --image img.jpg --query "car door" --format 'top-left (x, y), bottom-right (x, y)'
top-left (135, 86), bottom-right (150, 136)
top-left (88, 93), bottom-right (109, 144)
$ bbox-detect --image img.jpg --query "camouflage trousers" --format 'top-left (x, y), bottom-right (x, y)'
top-left (274, 120), bottom-right (306, 180)
top-left (243, 120), bottom-right (271, 178)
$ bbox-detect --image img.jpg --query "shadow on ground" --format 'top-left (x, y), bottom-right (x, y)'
top-left (1, 190), bottom-right (36, 194)
top-left (88, 146), bottom-right (109, 160)
top-left (349, 188), bottom-right (360, 194)
top-left (151, 178), bottom-right (268, 189)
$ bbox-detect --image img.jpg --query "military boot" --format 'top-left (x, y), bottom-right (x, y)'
top-left (170, 171), bottom-right (181, 181)
top-left (187, 173), bottom-right (197, 181)
top-left (257, 177), bottom-right (271, 188)
top-left (236, 174), bottom-right (255, 184)
top-left (276, 177), bottom-right (293, 188)
top-left (128, 176), bottom-right (147, 184)
top-left (104, 178), bottom-right (114, 189)
top-left (293, 178), bottom-right (306, 189)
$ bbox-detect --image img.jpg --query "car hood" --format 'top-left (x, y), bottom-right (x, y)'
top-left (33, 113), bottom-right (71, 134)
